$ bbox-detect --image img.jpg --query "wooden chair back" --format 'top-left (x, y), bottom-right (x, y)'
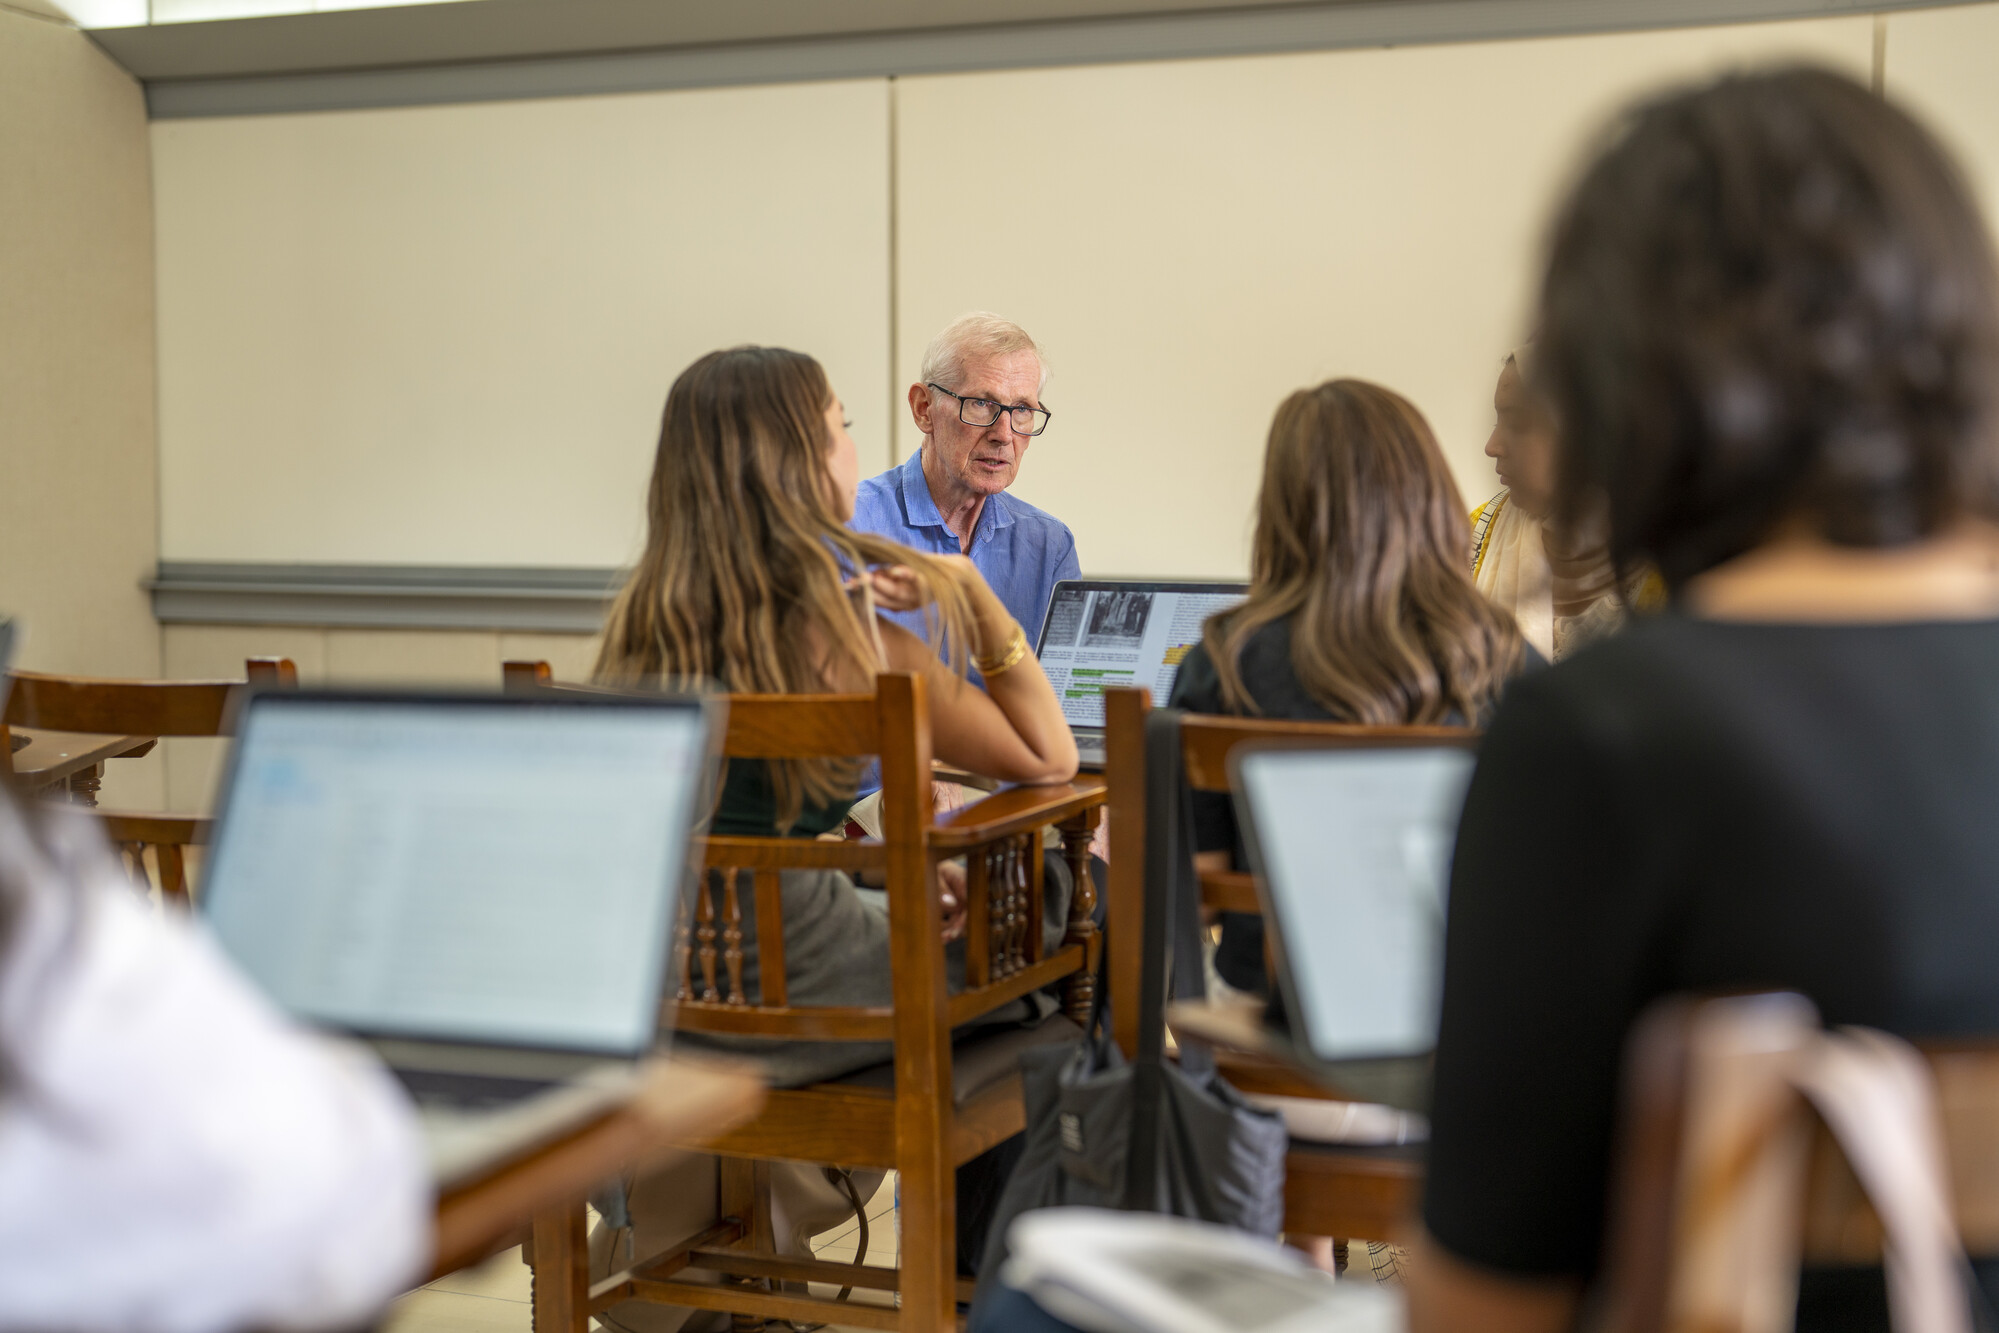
top-left (2, 655), bottom-right (296, 741)
top-left (1597, 993), bottom-right (1999, 1333)
top-left (1102, 685), bottom-right (1475, 1057)
top-left (678, 674), bottom-right (1093, 1038)
top-left (507, 660), bottom-right (1103, 1329)
top-left (2, 657), bottom-right (297, 902)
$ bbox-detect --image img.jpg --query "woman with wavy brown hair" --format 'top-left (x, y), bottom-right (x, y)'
top-left (1170, 377), bottom-right (1531, 995)
top-left (591, 346), bottom-right (1077, 1331)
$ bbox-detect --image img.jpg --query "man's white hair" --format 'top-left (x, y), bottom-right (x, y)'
top-left (918, 311), bottom-right (1049, 396)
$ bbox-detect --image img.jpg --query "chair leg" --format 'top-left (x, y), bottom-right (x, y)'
top-left (529, 1201), bottom-right (590, 1333)
top-left (898, 1149), bottom-right (957, 1328)
top-left (719, 1159), bottom-right (776, 1330)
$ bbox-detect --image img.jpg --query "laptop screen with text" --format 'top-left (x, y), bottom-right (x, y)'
top-left (1235, 746), bottom-right (1474, 1062)
top-left (202, 694), bottom-right (708, 1056)
top-left (1036, 581), bottom-right (1248, 729)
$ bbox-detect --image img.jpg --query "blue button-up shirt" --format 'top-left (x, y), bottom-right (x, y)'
top-left (850, 450), bottom-right (1081, 643)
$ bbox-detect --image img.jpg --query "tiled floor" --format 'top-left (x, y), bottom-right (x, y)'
top-left (384, 1175), bottom-right (900, 1333)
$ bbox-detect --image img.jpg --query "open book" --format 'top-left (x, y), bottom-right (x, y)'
top-left (1001, 1210), bottom-right (1403, 1333)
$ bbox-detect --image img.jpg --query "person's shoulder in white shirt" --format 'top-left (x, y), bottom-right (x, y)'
top-left (0, 793), bottom-right (430, 1332)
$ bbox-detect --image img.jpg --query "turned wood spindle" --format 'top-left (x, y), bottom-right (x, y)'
top-left (722, 870), bottom-right (748, 1006)
top-left (672, 893), bottom-right (694, 1002)
top-left (1016, 834), bottom-right (1037, 972)
top-left (1059, 807), bottom-right (1103, 1022)
top-left (695, 872), bottom-right (720, 1003)
top-left (986, 845), bottom-right (1007, 979)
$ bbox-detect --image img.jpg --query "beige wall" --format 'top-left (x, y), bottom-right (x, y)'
top-left (1884, 5), bottom-right (1999, 232)
top-left (0, 6), bottom-right (164, 807)
top-left (895, 17), bottom-right (1873, 579)
top-left (148, 14), bottom-right (1885, 585)
top-left (152, 78), bottom-right (893, 568)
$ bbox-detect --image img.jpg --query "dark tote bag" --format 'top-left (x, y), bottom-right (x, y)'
top-left (974, 707), bottom-right (1288, 1288)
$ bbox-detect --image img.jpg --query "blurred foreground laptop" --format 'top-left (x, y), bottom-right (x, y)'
top-left (1034, 579), bottom-right (1248, 767)
top-left (1232, 741), bottom-right (1477, 1113)
top-left (201, 689), bottom-right (715, 1184)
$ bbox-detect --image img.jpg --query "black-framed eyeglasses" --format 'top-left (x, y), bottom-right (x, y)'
top-left (926, 383), bottom-right (1052, 437)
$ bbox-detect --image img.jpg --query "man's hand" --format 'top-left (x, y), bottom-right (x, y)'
top-left (937, 859), bottom-right (969, 942)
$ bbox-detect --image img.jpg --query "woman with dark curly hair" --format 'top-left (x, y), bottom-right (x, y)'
top-left (1411, 67), bottom-right (1999, 1333)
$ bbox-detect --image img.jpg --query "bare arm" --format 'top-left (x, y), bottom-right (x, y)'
top-left (1405, 1230), bottom-right (1582, 1333)
top-left (863, 560), bottom-right (1078, 785)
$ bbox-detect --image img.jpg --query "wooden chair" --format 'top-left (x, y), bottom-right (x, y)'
top-left (3, 657), bottom-right (297, 902)
top-left (1102, 685), bottom-right (1473, 1244)
top-left (1596, 992), bottom-right (1999, 1333)
top-left (524, 671), bottom-right (1106, 1332)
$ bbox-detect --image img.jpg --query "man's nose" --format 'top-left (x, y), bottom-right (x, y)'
top-left (1484, 430), bottom-right (1504, 459)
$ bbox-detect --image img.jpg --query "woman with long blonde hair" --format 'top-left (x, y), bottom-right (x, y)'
top-left (598, 345), bottom-right (1076, 833)
top-left (1172, 378), bottom-right (1530, 995)
top-left (592, 347), bottom-right (1077, 1329)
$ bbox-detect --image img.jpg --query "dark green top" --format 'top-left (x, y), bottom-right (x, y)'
top-left (712, 759), bottom-right (850, 838)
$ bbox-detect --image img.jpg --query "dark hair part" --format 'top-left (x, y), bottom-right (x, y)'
top-left (1205, 379), bottom-right (1524, 725)
top-left (1537, 65), bottom-right (1999, 590)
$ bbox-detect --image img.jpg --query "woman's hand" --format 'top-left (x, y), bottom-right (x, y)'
top-left (849, 564), bottom-right (929, 614)
top-left (853, 556), bottom-right (1004, 625)
top-left (937, 859), bottom-right (969, 942)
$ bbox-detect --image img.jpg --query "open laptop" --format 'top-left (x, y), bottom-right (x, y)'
top-left (1034, 580), bottom-right (1248, 767)
top-left (1231, 741), bottom-right (1478, 1113)
top-left (200, 688), bottom-right (716, 1184)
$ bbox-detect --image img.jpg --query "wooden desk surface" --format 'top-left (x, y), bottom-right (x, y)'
top-left (8, 729), bottom-right (156, 786)
top-left (431, 1057), bottom-right (764, 1279)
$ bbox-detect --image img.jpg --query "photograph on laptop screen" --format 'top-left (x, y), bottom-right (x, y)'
top-left (1038, 582), bottom-right (1246, 728)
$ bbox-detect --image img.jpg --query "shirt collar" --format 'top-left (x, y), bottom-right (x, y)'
top-left (899, 449), bottom-right (1017, 539)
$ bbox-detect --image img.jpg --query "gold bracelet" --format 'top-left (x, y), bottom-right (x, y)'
top-left (974, 622), bottom-right (1030, 677)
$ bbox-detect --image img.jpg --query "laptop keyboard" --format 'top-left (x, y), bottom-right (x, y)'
top-left (391, 1067), bottom-right (557, 1110)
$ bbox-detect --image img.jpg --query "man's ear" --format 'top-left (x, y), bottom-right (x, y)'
top-left (907, 382), bottom-right (934, 433)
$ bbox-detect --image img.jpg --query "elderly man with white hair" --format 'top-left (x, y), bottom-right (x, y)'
top-left (851, 312), bottom-right (1080, 643)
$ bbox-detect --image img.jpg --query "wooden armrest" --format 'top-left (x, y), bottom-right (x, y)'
top-left (65, 809), bottom-right (211, 845)
top-left (703, 836), bottom-right (885, 871)
top-left (933, 763), bottom-right (1001, 793)
top-left (929, 780), bottom-right (1107, 850)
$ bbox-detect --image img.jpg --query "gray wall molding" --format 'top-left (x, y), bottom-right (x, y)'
top-left (149, 562), bottom-right (622, 632)
top-left (141, 0), bottom-right (1977, 119)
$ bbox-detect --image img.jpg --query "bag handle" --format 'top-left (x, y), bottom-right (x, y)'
top-left (1125, 709), bottom-right (1216, 1210)
top-left (1792, 1030), bottom-right (1978, 1333)
top-left (1137, 708), bottom-right (1210, 1061)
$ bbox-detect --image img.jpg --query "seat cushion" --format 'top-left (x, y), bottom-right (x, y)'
top-left (824, 1017), bottom-right (1084, 1106)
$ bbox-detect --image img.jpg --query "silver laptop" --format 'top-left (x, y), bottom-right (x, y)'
top-left (1034, 580), bottom-right (1249, 768)
top-left (1232, 742), bottom-right (1477, 1112)
top-left (201, 688), bottom-right (715, 1184)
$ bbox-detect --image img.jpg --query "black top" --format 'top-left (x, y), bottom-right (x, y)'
top-left (1425, 615), bottom-right (1999, 1327)
top-left (1169, 616), bottom-right (1492, 992)
top-left (711, 759), bottom-right (849, 839)
top-left (1171, 620), bottom-right (1342, 992)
